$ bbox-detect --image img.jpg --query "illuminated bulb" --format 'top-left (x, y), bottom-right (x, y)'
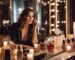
top-left (43, 2), bottom-right (47, 6)
top-left (51, 9), bottom-right (55, 12)
top-left (57, 10), bottom-right (59, 12)
top-left (51, 24), bottom-right (54, 26)
top-left (47, 1), bottom-right (49, 4)
top-left (51, 3), bottom-right (55, 5)
top-left (60, 1), bottom-right (62, 3)
top-left (57, 25), bottom-right (59, 27)
top-left (57, 21), bottom-right (60, 23)
top-left (9, 6), bottom-right (12, 9)
top-left (62, 21), bottom-right (64, 23)
top-left (52, 29), bottom-right (55, 31)
top-left (41, 1), bottom-right (43, 4)
top-left (51, 15), bottom-right (55, 18)
top-left (18, 8), bottom-right (23, 14)
top-left (42, 28), bottom-right (45, 30)
top-left (57, 4), bottom-right (59, 6)
top-left (44, 21), bottom-right (47, 25)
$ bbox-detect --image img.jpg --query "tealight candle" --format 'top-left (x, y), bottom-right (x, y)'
top-left (27, 53), bottom-right (34, 60)
top-left (34, 44), bottom-right (39, 49)
top-left (66, 45), bottom-right (71, 52)
top-left (29, 48), bottom-right (34, 54)
top-left (3, 41), bottom-right (8, 49)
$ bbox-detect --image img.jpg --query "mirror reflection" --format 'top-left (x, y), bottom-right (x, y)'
top-left (0, 0), bottom-right (75, 60)
top-left (0, 0), bottom-right (74, 42)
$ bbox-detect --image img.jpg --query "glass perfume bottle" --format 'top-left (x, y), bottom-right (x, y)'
top-left (71, 38), bottom-right (75, 51)
top-left (66, 39), bottom-right (71, 52)
top-left (4, 49), bottom-right (11, 60)
top-left (62, 40), bottom-right (66, 51)
top-left (17, 45), bottom-right (23, 60)
top-left (47, 40), bottom-right (54, 52)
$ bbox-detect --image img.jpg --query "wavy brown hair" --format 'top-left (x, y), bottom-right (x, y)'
top-left (17, 8), bottom-right (36, 40)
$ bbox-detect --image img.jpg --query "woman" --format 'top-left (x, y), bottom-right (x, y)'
top-left (11, 8), bottom-right (38, 47)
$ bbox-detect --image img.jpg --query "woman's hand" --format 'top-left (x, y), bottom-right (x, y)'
top-left (33, 19), bottom-right (38, 30)
top-left (32, 19), bottom-right (38, 44)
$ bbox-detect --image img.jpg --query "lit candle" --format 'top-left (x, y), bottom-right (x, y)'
top-left (34, 44), bottom-right (39, 49)
top-left (66, 45), bottom-right (71, 52)
top-left (29, 48), bottom-right (34, 54)
top-left (27, 53), bottom-right (34, 60)
top-left (3, 41), bottom-right (8, 49)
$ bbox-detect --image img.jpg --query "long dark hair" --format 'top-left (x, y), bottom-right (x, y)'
top-left (18, 8), bottom-right (35, 28)
top-left (18, 8), bottom-right (36, 40)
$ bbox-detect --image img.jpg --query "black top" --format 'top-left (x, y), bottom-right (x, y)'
top-left (11, 23), bottom-right (33, 46)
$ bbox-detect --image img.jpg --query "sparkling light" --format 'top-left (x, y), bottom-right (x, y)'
top-left (51, 3), bottom-right (55, 5)
top-left (18, 8), bottom-right (23, 14)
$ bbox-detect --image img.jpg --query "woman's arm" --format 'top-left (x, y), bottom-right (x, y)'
top-left (32, 20), bottom-right (38, 44)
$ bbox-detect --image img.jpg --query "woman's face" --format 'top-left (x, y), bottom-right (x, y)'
top-left (25, 11), bottom-right (34, 24)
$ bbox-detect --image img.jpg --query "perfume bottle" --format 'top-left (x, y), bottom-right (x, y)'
top-left (66, 39), bottom-right (71, 52)
top-left (62, 40), bottom-right (66, 51)
top-left (47, 41), bottom-right (54, 52)
top-left (4, 49), bottom-right (11, 60)
top-left (17, 45), bottom-right (23, 60)
top-left (71, 38), bottom-right (75, 51)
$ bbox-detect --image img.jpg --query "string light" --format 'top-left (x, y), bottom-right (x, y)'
top-left (51, 29), bottom-right (55, 31)
top-left (51, 15), bottom-right (55, 18)
top-left (51, 9), bottom-right (55, 12)
top-left (51, 3), bottom-right (55, 5)
top-left (47, 1), bottom-right (49, 4)
top-left (42, 2), bottom-right (47, 6)
top-left (57, 21), bottom-right (60, 23)
top-left (18, 8), bottom-right (23, 14)
top-left (51, 24), bottom-right (54, 26)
